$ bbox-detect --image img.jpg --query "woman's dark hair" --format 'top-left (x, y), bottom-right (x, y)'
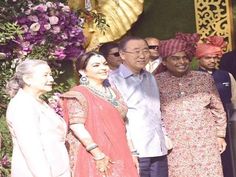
top-left (75, 51), bottom-right (102, 75)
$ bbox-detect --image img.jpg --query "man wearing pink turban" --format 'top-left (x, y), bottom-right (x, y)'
top-left (156, 33), bottom-right (227, 177)
top-left (155, 32), bottom-right (200, 74)
top-left (196, 36), bottom-right (236, 177)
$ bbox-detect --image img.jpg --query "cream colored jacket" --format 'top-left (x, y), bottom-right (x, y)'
top-left (6, 89), bottom-right (70, 177)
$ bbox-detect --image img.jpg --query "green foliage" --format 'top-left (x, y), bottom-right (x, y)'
top-left (0, 115), bottom-right (12, 177)
top-left (92, 12), bottom-right (110, 34)
top-left (0, 22), bottom-right (23, 45)
top-left (27, 44), bottom-right (55, 61)
top-left (78, 9), bottom-right (110, 34)
top-left (0, 0), bottom-right (29, 23)
top-left (0, 60), bottom-right (14, 115)
top-left (190, 58), bottom-right (199, 70)
top-left (0, 116), bottom-right (12, 155)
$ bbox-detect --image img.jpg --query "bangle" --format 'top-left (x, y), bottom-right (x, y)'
top-left (86, 143), bottom-right (98, 152)
top-left (93, 153), bottom-right (106, 161)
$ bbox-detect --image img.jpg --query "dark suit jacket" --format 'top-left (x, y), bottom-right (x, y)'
top-left (220, 50), bottom-right (236, 79)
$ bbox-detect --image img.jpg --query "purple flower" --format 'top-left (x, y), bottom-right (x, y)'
top-left (21, 25), bottom-right (29, 33)
top-left (1, 155), bottom-right (11, 168)
top-left (43, 23), bottom-right (51, 30)
top-left (10, 1), bottom-right (85, 61)
top-left (51, 26), bottom-right (60, 34)
top-left (28, 15), bottom-right (38, 22)
top-left (17, 17), bottom-right (30, 24)
top-left (34, 4), bottom-right (47, 12)
top-left (52, 47), bottom-right (66, 60)
top-left (61, 33), bottom-right (68, 40)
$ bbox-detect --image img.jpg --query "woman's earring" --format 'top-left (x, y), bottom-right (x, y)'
top-left (80, 75), bottom-right (89, 85)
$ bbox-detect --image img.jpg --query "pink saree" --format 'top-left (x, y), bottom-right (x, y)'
top-left (62, 86), bottom-right (138, 177)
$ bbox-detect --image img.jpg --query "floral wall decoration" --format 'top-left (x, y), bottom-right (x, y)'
top-left (16, 1), bottom-right (85, 61)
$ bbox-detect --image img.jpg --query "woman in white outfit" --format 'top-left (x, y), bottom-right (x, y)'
top-left (5, 59), bottom-right (71, 177)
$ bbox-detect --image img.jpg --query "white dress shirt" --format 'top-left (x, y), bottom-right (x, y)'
top-left (109, 64), bottom-right (167, 157)
top-left (145, 57), bottom-right (162, 73)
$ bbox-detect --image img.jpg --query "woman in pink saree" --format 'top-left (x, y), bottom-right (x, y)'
top-left (61, 51), bottom-right (139, 177)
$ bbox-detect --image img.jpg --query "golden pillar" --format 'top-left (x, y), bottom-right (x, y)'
top-left (194, 0), bottom-right (234, 51)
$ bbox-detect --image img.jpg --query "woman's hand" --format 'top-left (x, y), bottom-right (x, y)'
top-left (95, 155), bottom-right (112, 177)
top-left (217, 137), bottom-right (227, 154)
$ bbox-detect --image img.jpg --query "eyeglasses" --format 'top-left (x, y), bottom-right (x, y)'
top-left (109, 52), bottom-right (120, 57)
top-left (123, 49), bottom-right (150, 55)
top-left (148, 45), bottom-right (159, 50)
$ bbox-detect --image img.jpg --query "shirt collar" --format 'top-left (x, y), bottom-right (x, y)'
top-left (198, 67), bottom-right (215, 74)
top-left (152, 57), bottom-right (162, 62)
top-left (118, 64), bottom-right (146, 79)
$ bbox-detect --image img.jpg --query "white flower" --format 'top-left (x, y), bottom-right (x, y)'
top-left (62, 6), bottom-right (70, 12)
top-left (61, 33), bottom-right (68, 39)
top-left (33, 4), bottom-right (47, 12)
top-left (21, 25), bottom-right (29, 33)
top-left (58, 2), bottom-right (65, 7)
top-left (46, 2), bottom-right (53, 8)
top-left (28, 15), bottom-right (38, 22)
top-left (10, 58), bottom-right (21, 68)
top-left (0, 53), bottom-right (6, 60)
top-left (51, 26), bottom-right (61, 34)
top-left (40, 39), bottom-right (46, 45)
top-left (44, 23), bottom-right (51, 30)
top-left (30, 22), bottom-right (40, 32)
top-left (49, 16), bottom-right (59, 25)
top-left (21, 41), bottom-right (30, 48)
top-left (18, 50), bottom-right (28, 57)
top-left (24, 9), bottom-right (31, 15)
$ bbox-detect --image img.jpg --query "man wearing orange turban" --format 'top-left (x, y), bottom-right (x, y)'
top-left (196, 36), bottom-right (236, 177)
top-left (196, 36), bottom-right (236, 110)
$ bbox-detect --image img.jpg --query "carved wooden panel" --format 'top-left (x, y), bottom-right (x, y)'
top-left (194, 0), bottom-right (233, 51)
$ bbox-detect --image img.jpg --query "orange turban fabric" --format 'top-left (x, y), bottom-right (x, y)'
top-left (195, 36), bottom-right (227, 58)
top-left (159, 32), bottom-right (200, 59)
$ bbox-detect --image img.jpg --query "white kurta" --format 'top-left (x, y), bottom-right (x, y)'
top-left (6, 89), bottom-right (70, 177)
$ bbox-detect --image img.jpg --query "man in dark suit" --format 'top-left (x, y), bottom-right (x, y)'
top-left (220, 50), bottom-right (236, 79)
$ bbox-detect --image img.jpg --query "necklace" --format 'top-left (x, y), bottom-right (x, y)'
top-left (85, 85), bottom-right (119, 106)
